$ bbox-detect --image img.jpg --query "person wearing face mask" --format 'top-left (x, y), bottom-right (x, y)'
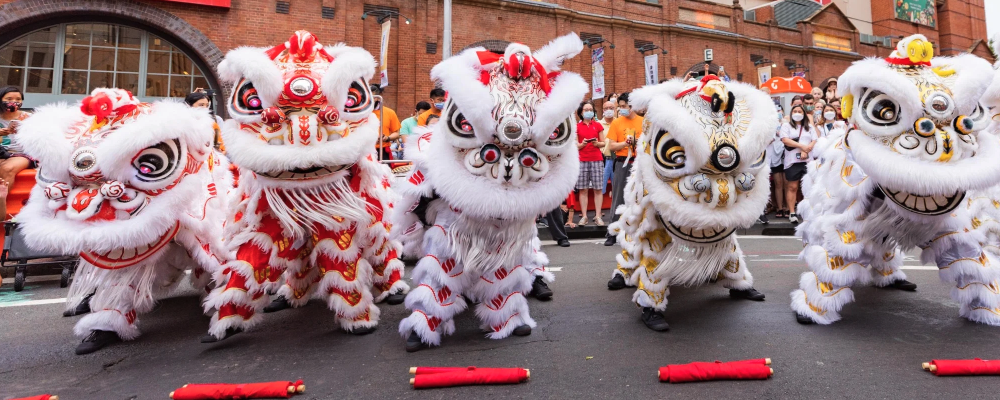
top-left (801, 94), bottom-right (817, 125)
top-left (778, 104), bottom-right (815, 224)
top-left (574, 102), bottom-right (607, 227)
top-left (603, 92), bottom-right (642, 247)
top-left (0, 86), bottom-right (33, 220)
top-left (417, 88), bottom-right (447, 127)
top-left (815, 104), bottom-right (845, 139)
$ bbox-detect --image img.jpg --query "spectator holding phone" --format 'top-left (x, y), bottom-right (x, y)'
top-left (779, 104), bottom-right (816, 224)
top-left (575, 102), bottom-right (607, 227)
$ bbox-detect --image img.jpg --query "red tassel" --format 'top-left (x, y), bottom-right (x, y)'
top-left (659, 360), bottom-right (773, 383)
top-left (169, 381), bottom-right (304, 399)
top-left (11, 395), bottom-right (56, 400)
top-left (924, 359), bottom-right (1000, 376)
top-left (409, 367), bottom-right (530, 389)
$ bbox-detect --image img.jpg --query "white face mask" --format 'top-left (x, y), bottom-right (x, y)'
top-left (791, 113), bottom-right (804, 122)
top-left (824, 111), bottom-right (836, 120)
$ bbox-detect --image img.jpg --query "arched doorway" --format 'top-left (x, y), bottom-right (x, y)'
top-left (683, 62), bottom-right (722, 79)
top-left (0, 0), bottom-right (223, 111)
top-left (464, 40), bottom-right (509, 54)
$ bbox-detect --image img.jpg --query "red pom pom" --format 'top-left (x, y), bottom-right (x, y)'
top-left (80, 94), bottom-right (113, 120)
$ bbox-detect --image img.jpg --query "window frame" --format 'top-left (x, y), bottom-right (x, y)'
top-left (0, 23), bottom-right (209, 108)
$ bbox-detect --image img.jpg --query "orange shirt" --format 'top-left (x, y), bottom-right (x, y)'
top-left (607, 115), bottom-right (644, 157)
top-left (416, 108), bottom-right (442, 126)
top-left (373, 107), bottom-right (401, 148)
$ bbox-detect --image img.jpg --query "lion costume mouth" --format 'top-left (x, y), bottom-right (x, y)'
top-left (661, 217), bottom-right (736, 243)
top-left (257, 164), bottom-right (350, 180)
top-left (80, 222), bottom-right (180, 269)
top-left (878, 185), bottom-right (964, 216)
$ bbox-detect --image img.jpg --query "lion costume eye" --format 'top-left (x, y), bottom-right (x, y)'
top-left (132, 139), bottom-right (181, 182)
top-left (545, 118), bottom-right (572, 147)
top-left (446, 103), bottom-right (476, 139)
top-left (861, 89), bottom-right (900, 126)
top-left (653, 130), bottom-right (685, 170)
top-left (343, 80), bottom-right (372, 114)
top-left (913, 118), bottom-right (936, 137)
top-left (231, 78), bottom-right (263, 115)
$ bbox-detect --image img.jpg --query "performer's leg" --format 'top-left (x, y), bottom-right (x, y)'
top-left (605, 160), bottom-right (629, 244)
top-left (312, 224), bottom-right (379, 333)
top-left (367, 226), bottom-right (409, 305)
top-left (717, 241), bottom-right (766, 301)
top-left (526, 237), bottom-right (554, 301)
top-left (470, 264), bottom-right (536, 339)
top-left (399, 224), bottom-right (470, 349)
top-left (631, 254), bottom-right (671, 331)
top-left (927, 231), bottom-right (1000, 325)
top-left (64, 260), bottom-right (99, 317)
top-left (73, 265), bottom-right (159, 354)
top-left (870, 248), bottom-right (916, 291)
top-left (276, 262), bottom-right (320, 309)
top-left (790, 244), bottom-right (867, 324)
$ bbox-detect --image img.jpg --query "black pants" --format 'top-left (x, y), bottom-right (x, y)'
top-left (607, 160), bottom-right (632, 238)
top-left (544, 207), bottom-right (568, 242)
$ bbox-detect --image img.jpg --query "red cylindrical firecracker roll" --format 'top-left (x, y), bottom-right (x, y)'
top-left (409, 366), bottom-right (519, 375)
top-left (11, 395), bottom-right (58, 400)
top-left (169, 380), bottom-right (305, 399)
top-left (658, 361), bottom-right (773, 383)
top-left (923, 359), bottom-right (1000, 376)
top-left (409, 367), bottom-right (530, 389)
top-left (726, 358), bottom-right (772, 366)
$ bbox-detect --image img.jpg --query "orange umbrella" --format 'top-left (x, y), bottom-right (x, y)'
top-left (761, 76), bottom-right (812, 94)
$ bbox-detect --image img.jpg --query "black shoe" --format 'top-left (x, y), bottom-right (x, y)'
top-left (758, 214), bottom-right (769, 225)
top-left (607, 274), bottom-right (626, 290)
top-left (604, 236), bottom-right (616, 246)
top-left (405, 331), bottom-right (425, 352)
top-left (200, 327), bottom-right (241, 343)
top-left (262, 296), bottom-right (292, 313)
top-left (386, 292), bottom-right (406, 305)
top-left (557, 239), bottom-right (571, 247)
top-left (729, 288), bottom-right (766, 301)
top-left (63, 292), bottom-right (94, 317)
top-left (531, 276), bottom-right (553, 301)
top-left (75, 330), bottom-right (121, 355)
top-left (795, 312), bottom-right (815, 325)
top-left (641, 307), bottom-right (670, 331)
top-left (349, 325), bottom-right (377, 335)
top-left (886, 279), bottom-right (917, 291)
top-left (512, 325), bottom-right (532, 336)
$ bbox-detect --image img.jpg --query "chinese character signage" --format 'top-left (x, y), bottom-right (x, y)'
top-left (644, 54), bottom-right (658, 86)
top-left (379, 20), bottom-right (391, 88)
top-left (895, 0), bottom-right (936, 28)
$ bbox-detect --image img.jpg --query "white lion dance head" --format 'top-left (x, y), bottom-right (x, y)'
top-left (17, 88), bottom-right (220, 267)
top-left (628, 75), bottom-right (778, 243)
top-left (423, 34), bottom-right (588, 221)
top-left (835, 34), bottom-right (998, 220)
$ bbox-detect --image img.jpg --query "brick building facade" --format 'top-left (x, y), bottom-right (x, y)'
top-left (0, 0), bottom-right (993, 114)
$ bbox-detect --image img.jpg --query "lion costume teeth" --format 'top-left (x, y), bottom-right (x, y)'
top-left (203, 31), bottom-right (407, 340)
top-left (394, 34), bottom-right (587, 346)
top-left (15, 88), bottom-right (230, 346)
top-left (790, 34), bottom-right (1000, 326)
top-left (607, 74), bottom-right (777, 317)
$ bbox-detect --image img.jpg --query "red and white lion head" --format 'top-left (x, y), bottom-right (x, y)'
top-left (16, 88), bottom-right (219, 268)
top-left (218, 30), bottom-right (378, 185)
top-left (421, 34), bottom-right (588, 220)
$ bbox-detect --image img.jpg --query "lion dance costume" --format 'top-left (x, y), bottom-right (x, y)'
top-left (16, 88), bottom-right (229, 354)
top-left (394, 34), bottom-right (587, 351)
top-left (203, 31), bottom-right (407, 341)
top-left (608, 76), bottom-right (777, 331)
top-left (790, 34), bottom-right (1000, 325)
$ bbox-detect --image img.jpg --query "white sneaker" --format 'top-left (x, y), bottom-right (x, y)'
top-left (789, 213), bottom-right (799, 224)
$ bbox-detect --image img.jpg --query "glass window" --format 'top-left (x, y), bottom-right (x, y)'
top-left (0, 23), bottom-right (210, 104)
top-left (814, 33), bottom-right (852, 52)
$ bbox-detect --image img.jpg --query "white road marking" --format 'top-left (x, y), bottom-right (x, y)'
top-left (0, 298), bottom-right (66, 308)
top-left (547, 267), bottom-right (563, 272)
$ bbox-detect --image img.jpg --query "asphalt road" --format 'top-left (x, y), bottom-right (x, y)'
top-left (2, 236), bottom-right (999, 399)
